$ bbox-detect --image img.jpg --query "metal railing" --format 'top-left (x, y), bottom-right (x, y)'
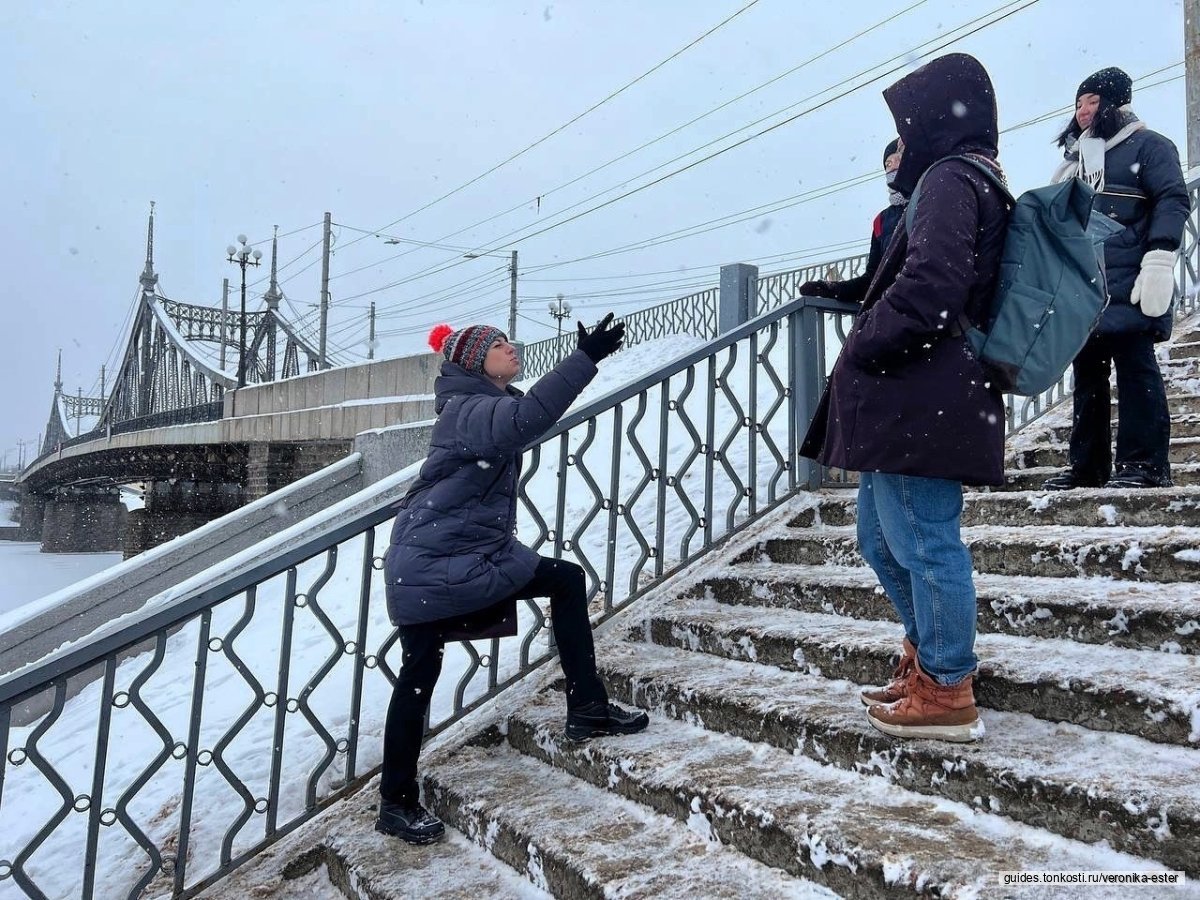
top-left (25, 402), bottom-right (226, 469)
top-left (2, 175), bottom-right (1195, 900)
top-left (0, 292), bottom-right (851, 899)
top-left (518, 286), bottom-right (721, 381)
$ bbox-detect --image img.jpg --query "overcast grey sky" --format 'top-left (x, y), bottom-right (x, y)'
top-left (0, 0), bottom-right (1189, 461)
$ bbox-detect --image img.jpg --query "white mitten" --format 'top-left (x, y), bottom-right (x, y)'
top-left (1130, 249), bottom-right (1177, 317)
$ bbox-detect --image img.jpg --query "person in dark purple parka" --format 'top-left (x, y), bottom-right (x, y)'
top-left (376, 315), bottom-right (648, 844)
top-left (801, 53), bottom-right (1009, 743)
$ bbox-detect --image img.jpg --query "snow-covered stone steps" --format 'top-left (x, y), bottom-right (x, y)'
top-left (1002, 463), bottom-right (1200, 490)
top-left (1161, 393), bottom-right (1200, 415)
top-left (790, 486), bottom-right (1200, 529)
top-left (638, 601), bottom-right (1200, 747)
top-left (1050, 414), bottom-right (1200, 441)
top-left (593, 641), bottom-right (1200, 875)
top-left (1011, 436), bottom-right (1200, 469)
top-left (1169, 341), bottom-right (1200, 360)
top-left (688, 563), bottom-right (1200, 655)
top-left (1159, 357), bottom-right (1200, 377)
top-left (195, 778), bottom-right (551, 899)
top-left (742, 524), bottom-right (1200, 583)
top-left (419, 737), bottom-right (832, 899)
top-left (504, 692), bottom-right (1177, 897)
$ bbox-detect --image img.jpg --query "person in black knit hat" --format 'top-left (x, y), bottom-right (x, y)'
top-left (1042, 67), bottom-right (1192, 491)
top-left (800, 138), bottom-right (906, 304)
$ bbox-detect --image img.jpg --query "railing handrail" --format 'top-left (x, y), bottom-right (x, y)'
top-left (0, 461), bottom-right (421, 705)
top-left (0, 293), bottom-right (850, 707)
top-left (543, 294), bottom-right (854, 443)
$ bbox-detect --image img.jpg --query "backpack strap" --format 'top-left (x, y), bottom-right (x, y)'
top-left (904, 154), bottom-right (1015, 235)
top-left (903, 155), bottom-right (1015, 337)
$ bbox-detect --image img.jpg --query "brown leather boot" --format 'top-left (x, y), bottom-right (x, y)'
top-left (859, 638), bottom-right (917, 707)
top-left (866, 657), bottom-right (984, 743)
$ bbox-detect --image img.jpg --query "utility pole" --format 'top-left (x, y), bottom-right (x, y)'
top-left (368, 301), bottom-right (376, 360)
top-left (319, 211), bottom-right (332, 369)
top-left (219, 278), bottom-right (230, 370)
top-left (1187, 0), bottom-right (1200, 168)
top-left (508, 250), bottom-right (519, 342)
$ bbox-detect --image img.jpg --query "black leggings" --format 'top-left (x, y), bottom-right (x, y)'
top-left (379, 557), bottom-right (607, 805)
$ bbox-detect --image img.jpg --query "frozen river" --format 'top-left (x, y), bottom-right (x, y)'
top-left (0, 541), bottom-right (122, 618)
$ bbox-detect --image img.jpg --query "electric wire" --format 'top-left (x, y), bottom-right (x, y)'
top-left (332, 0), bottom-right (930, 278)
top-left (336, 0), bottom-right (765, 252)
top-left (333, 0), bottom-right (1039, 304)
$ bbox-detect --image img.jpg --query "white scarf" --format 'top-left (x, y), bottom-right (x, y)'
top-left (1052, 107), bottom-right (1146, 190)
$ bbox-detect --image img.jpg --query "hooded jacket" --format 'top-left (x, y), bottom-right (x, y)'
top-left (801, 53), bottom-right (1010, 486)
top-left (384, 349), bottom-right (597, 628)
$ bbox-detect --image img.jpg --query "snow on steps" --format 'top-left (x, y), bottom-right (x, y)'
top-left (420, 738), bottom-right (832, 899)
top-left (1011, 435), bottom-right (1200, 469)
top-left (504, 693), bottom-right (1187, 898)
top-left (1050, 413), bottom-right (1200, 442)
top-left (642, 600), bottom-right (1200, 747)
top-left (1169, 341), bottom-right (1200, 360)
top-left (745, 524), bottom-right (1200, 583)
top-left (1003, 463), bottom-right (1200, 490)
top-left (791, 486), bottom-right (1200, 529)
top-left (194, 780), bottom-right (552, 900)
top-left (593, 641), bottom-right (1200, 875)
top-left (693, 563), bottom-right (1200, 655)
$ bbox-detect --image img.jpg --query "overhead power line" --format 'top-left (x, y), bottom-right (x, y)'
top-left (336, 0), bottom-right (764, 253)
top-left (329, 0), bottom-right (938, 284)
top-left (334, 0), bottom-right (1038, 304)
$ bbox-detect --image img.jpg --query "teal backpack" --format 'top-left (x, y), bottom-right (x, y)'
top-left (907, 156), bottom-right (1117, 397)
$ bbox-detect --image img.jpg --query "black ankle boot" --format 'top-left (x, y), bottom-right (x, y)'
top-left (375, 799), bottom-right (445, 844)
top-left (565, 700), bottom-right (650, 742)
top-left (1042, 470), bottom-right (1104, 491)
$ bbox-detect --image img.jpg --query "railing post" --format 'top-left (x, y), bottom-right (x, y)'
top-left (718, 263), bottom-right (758, 334)
top-left (791, 302), bottom-right (824, 490)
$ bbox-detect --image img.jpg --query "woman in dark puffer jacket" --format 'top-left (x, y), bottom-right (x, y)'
top-left (1042, 67), bottom-right (1191, 490)
top-left (377, 314), bottom-right (648, 844)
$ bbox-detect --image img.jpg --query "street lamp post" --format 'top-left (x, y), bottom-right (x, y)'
top-left (226, 235), bottom-right (263, 388)
top-left (548, 294), bottom-right (573, 362)
top-left (462, 248), bottom-right (519, 342)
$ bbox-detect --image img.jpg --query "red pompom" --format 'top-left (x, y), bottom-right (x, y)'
top-left (428, 323), bottom-right (454, 354)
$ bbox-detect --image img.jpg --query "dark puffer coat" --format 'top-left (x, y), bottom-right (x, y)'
top-left (1073, 128), bottom-right (1191, 341)
top-left (384, 350), bottom-right (597, 628)
top-left (801, 53), bottom-right (1009, 486)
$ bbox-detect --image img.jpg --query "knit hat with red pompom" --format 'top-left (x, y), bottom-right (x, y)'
top-left (428, 323), bottom-right (506, 374)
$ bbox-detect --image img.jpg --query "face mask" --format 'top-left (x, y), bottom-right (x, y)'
top-left (885, 170), bottom-right (898, 185)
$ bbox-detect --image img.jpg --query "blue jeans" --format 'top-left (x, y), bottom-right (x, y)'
top-left (856, 472), bottom-right (978, 685)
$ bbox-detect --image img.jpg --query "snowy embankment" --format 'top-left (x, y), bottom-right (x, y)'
top-left (0, 326), bottom-right (807, 900)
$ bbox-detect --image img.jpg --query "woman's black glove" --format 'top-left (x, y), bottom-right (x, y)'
top-left (799, 280), bottom-right (839, 299)
top-left (576, 312), bottom-right (626, 363)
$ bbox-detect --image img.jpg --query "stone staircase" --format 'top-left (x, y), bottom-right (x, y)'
top-left (208, 322), bottom-right (1200, 898)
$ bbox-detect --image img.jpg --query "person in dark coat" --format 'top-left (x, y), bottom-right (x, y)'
top-left (801, 53), bottom-right (1010, 743)
top-left (377, 315), bottom-right (649, 844)
top-left (800, 138), bottom-right (907, 304)
top-left (1042, 67), bottom-right (1191, 490)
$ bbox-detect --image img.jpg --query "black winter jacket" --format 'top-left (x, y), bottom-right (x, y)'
top-left (1067, 128), bottom-right (1191, 341)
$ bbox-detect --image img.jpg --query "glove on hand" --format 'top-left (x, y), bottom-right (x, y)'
top-left (576, 312), bottom-right (626, 363)
top-left (1130, 249), bottom-right (1177, 318)
top-left (798, 280), bottom-right (839, 299)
